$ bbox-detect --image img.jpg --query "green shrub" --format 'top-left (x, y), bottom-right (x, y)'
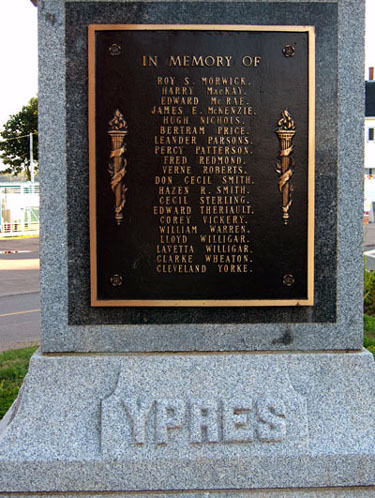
top-left (364, 314), bottom-right (375, 356)
top-left (364, 314), bottom-right (375, 334)
top-left (364, 260), bottom-right (375, 316)
top-left (366, 345), bottom-right (375, 357)
top-left (364, 335), bottom-right (375, 348)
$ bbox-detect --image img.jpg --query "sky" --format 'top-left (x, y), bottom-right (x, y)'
top-left (0, 0), bottom-right (374, 154)
top-left (0, 0), bottom-right (37, 131)
top-left (366, 0), bottom-right (375, 75)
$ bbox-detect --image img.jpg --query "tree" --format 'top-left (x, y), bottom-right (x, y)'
top-left (0, 97), bottom-right (38, 180)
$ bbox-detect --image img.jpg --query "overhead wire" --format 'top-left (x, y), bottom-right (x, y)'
top-left (0, 132), bottom-right (38, 144)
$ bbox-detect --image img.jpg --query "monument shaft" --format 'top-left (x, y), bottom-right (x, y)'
top-left (0, 0), bottom-right (371, 496)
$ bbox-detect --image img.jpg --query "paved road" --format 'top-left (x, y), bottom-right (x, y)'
top-left (0, 236), bottom-right (40, 351)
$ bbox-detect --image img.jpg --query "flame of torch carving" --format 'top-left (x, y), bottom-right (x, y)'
top-left (108, 109), bottom-right (128, 226)
top-left (275, 109), bottom-right (296, 226)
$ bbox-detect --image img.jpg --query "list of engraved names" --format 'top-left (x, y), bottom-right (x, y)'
top-left (152, 74), bottom-right (256, 275)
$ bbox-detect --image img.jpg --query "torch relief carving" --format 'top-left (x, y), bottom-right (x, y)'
top-left (108, 109), bottom-right (128, 226)
top-left (275, 110), bottom-right (296, 226)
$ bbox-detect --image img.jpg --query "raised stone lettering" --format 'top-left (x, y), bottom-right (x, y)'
top-left (122, 398), bottom-right (154, 445)
top-left (102, 393), bottom-right (295, 450)
top-left (222, 398), bottom-right (253, 442)
top-left (156, 398), bottom-right (185, 444)
top-left (256, 397), bottom-right (286, 442)
top-left (190, 399), bottom-right (219, 443)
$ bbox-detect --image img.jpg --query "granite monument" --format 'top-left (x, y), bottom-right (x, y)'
top-left (0, 0), bottom-right (372, 496)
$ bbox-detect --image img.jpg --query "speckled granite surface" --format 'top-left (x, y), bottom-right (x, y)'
top-left (3, 491), bottom-right (375, 498)
top-left (1, 0), bottom-right (371, 495)
top-left (38, 0), bottom-right (364, 353)
top-left (1, 349), bottom-right (375, 493)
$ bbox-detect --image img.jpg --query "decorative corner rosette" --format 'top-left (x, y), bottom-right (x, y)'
top-left (275, 109), bottom-right (296, 226)
top-left (108, 109), bottom-right (128, 226)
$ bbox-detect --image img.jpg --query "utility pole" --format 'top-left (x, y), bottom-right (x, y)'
top-left (30, 132), bottom-right (34, 183)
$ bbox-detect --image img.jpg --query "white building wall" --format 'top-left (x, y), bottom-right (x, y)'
top-left (0, 182), bottom-right (40, 235)
top-left (365, 117), bottom-right (375, 171)
top-left (364, 114), bottom-right (375, 222)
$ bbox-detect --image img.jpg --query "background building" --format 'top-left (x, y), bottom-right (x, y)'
top-left (365, 67), bottom-right (375, 222)
top-left (0, 181), bottom-right (39, 236)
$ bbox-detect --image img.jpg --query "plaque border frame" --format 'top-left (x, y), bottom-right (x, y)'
top-left (88, 24), bottom-right (315, 307)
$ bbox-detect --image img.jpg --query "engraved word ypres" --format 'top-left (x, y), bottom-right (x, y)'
top-left (119, 396), bottom-right (287, 446)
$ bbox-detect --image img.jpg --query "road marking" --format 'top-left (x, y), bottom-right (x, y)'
top-left (0, 250), bottom-right (31, 254)
top-left (0, 258), bottom-right (40, 270)
top-left (0, 308), bottom-right (40, 318)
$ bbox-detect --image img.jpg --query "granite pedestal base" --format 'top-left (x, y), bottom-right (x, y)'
top-left (1, 349), bottom-right (375, 495)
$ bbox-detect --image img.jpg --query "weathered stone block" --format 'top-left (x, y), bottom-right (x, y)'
top-left (1, 350), bottom-right (375, 493)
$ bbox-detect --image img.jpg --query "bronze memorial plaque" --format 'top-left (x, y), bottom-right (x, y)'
top-left (89, 25), bottom-right (315, 306)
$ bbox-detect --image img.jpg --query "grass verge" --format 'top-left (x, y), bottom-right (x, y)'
top-left (0, 346), bottom-right (38, 419)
